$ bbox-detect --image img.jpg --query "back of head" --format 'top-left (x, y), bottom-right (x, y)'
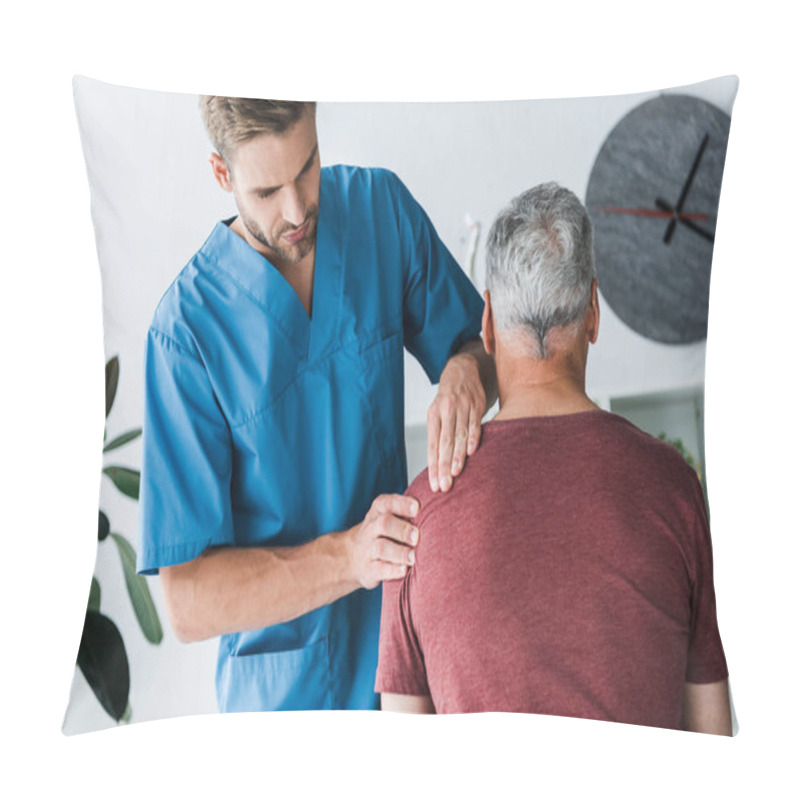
top-left (199, 96), bottom-right (316, 163)
top-left (485, 182), bottom-right (595, 359)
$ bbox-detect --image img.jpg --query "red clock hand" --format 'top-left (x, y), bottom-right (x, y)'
top-left (655, 197), bottom-right (715, 244)
top-left (599, 206), bottom-right (709, 221)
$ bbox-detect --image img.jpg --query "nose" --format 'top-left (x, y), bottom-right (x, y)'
top-left (281, 183), bottom-right (306, 227)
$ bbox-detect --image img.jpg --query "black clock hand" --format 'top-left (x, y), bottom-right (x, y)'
top-left (675, 133), bottom-right (710, 212)
top-left (655, 197), bottom-right (715, 244)
top-left (663, 132), bottom-right (710, 244)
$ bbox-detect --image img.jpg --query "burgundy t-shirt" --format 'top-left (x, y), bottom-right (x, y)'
top-left (375, 411), bottom-right (728, 728)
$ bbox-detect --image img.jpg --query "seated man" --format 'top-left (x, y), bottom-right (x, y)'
top-left (374, 182), bottom-right (731, 734)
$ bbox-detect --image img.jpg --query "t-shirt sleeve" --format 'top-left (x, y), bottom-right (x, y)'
top-left (390, 173), bottom-right (484, 383)
top-left (685, 477), bottom-right (729, 683)
top-left (374, 569), bottom-right (431, 698)
top-left (136, 326), bottom-right (235, 575)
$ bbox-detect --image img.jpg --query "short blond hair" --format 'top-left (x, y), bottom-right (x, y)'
top-left (199, 96), bottom-right (316, 161)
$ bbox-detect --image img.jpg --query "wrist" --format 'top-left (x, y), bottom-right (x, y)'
top-left (441, 349), bottom-right (479, 385)
top-left (329, 526), bottom-right (361, 593)
top-left (463, 343), bottom-right (496, 411)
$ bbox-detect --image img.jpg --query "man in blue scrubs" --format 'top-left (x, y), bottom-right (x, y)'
top-left (137, 98), bottom-right (496, 712)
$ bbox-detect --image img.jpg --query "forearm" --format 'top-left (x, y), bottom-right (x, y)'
top-left (681, 679), bottom-right (733, 735)
top-left (381, 693), bottom-right (436, 713)
top-left (161, 529), bottom-right (359, 642)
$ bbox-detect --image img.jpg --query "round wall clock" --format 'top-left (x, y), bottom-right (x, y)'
top-left (585, 94), bottom-right (731, 344)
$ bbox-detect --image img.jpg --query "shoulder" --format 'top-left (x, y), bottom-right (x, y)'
top-left (325, 166), bottom-right (424, 248)
top-left (324, 164), bottom-right (414, 208)
top-left (324, 164), bottom-right (405, 189)
top-left (405, 470), bottom-right (436, 517)
top-left (599, 412), bottom-right (704, 491)
top-left (404, 470), bottom-right (456, 540)
top-left (149, 232), bottom-right (222, 360)
top-left (403, 450), bottom-right (487, 541)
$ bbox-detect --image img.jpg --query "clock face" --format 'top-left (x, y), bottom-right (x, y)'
top-left (585, 94), bottom-right (731, 344)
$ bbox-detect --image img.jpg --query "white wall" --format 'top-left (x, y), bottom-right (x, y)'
top-left (317, 78), bottom-right (737, 423)
top-left (62, 75), bottom-right (738, 733)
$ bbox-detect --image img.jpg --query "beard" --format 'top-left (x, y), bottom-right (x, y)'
top-left (240, 205), bottom-right (319, 266)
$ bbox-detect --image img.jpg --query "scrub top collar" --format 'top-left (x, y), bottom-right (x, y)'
top-left (200, 171), bottom-right (342, 362)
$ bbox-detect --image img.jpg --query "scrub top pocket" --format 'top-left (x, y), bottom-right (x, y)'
top-left (217, 636), bottom-right (334, 712)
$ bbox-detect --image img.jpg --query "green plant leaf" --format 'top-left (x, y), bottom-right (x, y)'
top-left (121, 702), bottom-right (132, 724)
top-left (77, 610), bottom-right (130, 722)
top-left (111, 533), bottom-right (163, 644)
top-left (88, 577), bottom-right (101, 613)
top-left (103, 466), bottom-right (140, 500)
top-left (658, 433), bottom-right (697, 469)
top-left (103, 428), bottom-right (142, 453)
top-left (98, 510), bottom-right (110, 541)
top-left (105, 356), bottom-right (120, 419)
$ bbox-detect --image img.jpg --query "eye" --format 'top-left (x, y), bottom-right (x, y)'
top-left (297, 148), bottom-right (318, 180)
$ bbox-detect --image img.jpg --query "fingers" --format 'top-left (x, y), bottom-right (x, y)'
top-left (427, 375), bottom-right (485, 492)
top-left (368, 532), bottom-right (415, 587)
top-left (437, 424), bottom-right (455, 493)
top-left (371, 494), bottom-right (419, 521)
top-left (355, 502), bottom-right (419, 589)
top-left (426, 407), bottom-right (442, 492)
top-left (466, 404), bottom-right (482, 457)
top-left (429, 395), bottom-right (459, 492)
top-left (374, 509), bottom-right (419, 548)
top-left (373, 536), bottom-right (416, 566)
top-left (372, 561), bottom-right (410, 584)
top-left (448, 407), bottom-right (472, 480)
top-left (431, 399), bottom-right (471, 493)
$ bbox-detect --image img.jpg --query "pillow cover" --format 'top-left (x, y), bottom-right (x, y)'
top-left (63, 75), bottom-right (738, 734)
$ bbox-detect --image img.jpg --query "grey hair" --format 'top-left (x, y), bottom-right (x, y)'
top-left (485, 182), bottom-right (595, 359)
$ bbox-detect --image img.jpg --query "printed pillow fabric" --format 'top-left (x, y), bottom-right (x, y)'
top-left (63, 75), bottom-right (738, 734)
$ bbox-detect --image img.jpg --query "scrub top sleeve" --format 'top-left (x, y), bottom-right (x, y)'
top-left (136, 327), bottom-right (235, 575)
top-left (392, 175), bottom-right (484, 384)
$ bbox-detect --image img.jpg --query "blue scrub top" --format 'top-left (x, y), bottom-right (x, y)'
top-left (137, 165), bottom-right (483, 712)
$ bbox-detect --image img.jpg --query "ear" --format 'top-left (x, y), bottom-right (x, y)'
top-left (209, 152), bottom-right (234, 193)
top-left (587, 279), bottom-right (600, 344)
top-left (482, 290), bottom-right (495, 356)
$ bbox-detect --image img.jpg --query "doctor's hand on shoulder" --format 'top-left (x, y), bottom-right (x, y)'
top-left (344, 494), bottom-right (420, 590)
top-left (427, 337), bottom-right (496, 493)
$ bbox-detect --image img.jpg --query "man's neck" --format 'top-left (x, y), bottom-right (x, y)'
top-left (492, 352), bottom-right (598, 421)
top-left (229, 217), bottom-right (316, 316)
